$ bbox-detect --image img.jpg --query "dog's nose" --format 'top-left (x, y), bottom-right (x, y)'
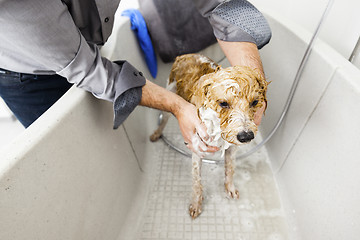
top-left (237, 131), bottom-right (254, 143)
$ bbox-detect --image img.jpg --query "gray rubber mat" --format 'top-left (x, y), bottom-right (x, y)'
top-left (136, 116), bottom-right (289, 240)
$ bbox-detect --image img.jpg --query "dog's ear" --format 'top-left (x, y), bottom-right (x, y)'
top-left (256, 73), bottom-right (270, 112)
top-left (198, 74), bottom-right (213, 96)
top-left (192, 82), bottom-right (207, 108)
top-left (203, 83), bottom-right (211, 97)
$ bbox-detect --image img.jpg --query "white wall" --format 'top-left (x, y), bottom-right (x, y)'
top-left (256, 9), bottom-right (360, 239)
top-left (250, 0), bottom-right (360, 69)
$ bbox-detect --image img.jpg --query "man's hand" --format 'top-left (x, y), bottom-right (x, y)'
top-left (174, 101), bottom-right (219, 157)
top-left (140, 79), bottom-right (219, 156)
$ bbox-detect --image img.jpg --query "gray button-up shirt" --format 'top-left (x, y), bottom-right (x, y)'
top-left (0, 0), bottom-right (271, 128)
top-left (0, 0), bottom-right (146, 128)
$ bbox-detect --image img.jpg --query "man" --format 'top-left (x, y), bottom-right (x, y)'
top-left (0, 0), bottom-right (271, 155)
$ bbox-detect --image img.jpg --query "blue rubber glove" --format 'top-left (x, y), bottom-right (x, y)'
top-left (122, 9), bottom-right (158, 78)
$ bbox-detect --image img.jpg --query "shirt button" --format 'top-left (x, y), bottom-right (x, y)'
top-left (133, 71), bottom-right (138, 76)
top-left (104, 17), bottom-right (109, 23)
top-left (139, 72), bottom-right (143, 77)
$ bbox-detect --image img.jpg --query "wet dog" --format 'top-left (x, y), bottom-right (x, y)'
top-left (150, 53), bottom-right (268, 218)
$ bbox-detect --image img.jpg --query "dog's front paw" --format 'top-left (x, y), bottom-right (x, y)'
top-left (225, 183), bottom-right (240, 199)
top-left (149, 131), bottom-right (162, 142)
top-left (189, 203), bottom-right (202, 219)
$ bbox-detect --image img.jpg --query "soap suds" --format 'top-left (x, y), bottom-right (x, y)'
top-left (198, 107), bottom-right (232, 157)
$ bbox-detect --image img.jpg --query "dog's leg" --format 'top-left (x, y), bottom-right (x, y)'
top-left (189, 153), bottom-right (203, 219)
top-left (224, 146), bottom-right (240, 199)
top-left (149, 80), bottom-right (176, 142)
top-left (149, 111), bottom-right (170, 142)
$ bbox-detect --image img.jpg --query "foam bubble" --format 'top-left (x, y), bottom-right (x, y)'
top-left (198, 107), bottom-right (232, 157)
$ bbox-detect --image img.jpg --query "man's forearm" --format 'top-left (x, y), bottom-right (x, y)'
top-left (218, 39), bottom-right (267, 125)
top-left (139, 79), bottom-right (185, 116)
top-left (217, 39), bottom-right (265, 78)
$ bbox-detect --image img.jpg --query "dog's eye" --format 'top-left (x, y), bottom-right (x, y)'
top-left (219, 101), bottom-right (230, 108)
top-left (251, 100), bottom-right (259, 107)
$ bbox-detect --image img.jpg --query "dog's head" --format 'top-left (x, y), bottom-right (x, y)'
top-left (192, 66), bottom-right (268, 145)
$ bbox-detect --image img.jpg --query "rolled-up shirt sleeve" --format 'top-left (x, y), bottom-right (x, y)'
top-left (0, 0), bottom-right (145, 128)
top-left (194, 0), bottom-right (272, 49)
top-left (57, 34), bottom-right (145, 128)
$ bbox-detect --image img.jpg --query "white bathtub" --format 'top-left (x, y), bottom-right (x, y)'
top-left (1, 9), bottom-right (359, 240)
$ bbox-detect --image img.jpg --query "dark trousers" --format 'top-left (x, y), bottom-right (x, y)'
top-left (0, 68), bottom-right (73, 128)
